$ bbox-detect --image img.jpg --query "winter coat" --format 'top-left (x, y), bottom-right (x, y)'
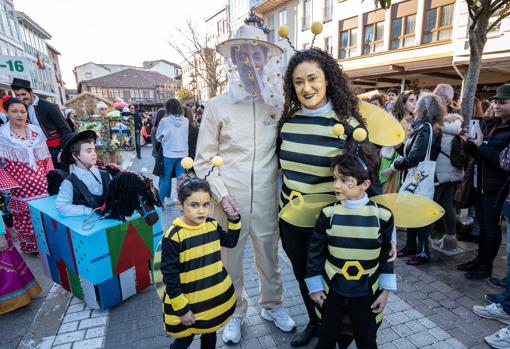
top-left (436, 113), bottom-right (464, 184)
top-left (466, 119), bottom-right (510, 192)
top-left (394, 119), bottom-right (442, 174)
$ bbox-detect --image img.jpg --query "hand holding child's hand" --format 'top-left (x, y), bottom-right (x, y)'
top-left (371, 290), bottom-right (389, 313)
top-left (221, 195), bottom-right (240, 220)
top-left (388, 241), bottom-right (397, 262)
top-left (310, 291), bottom-right (327, 306)
top-left (180, 310), bottom-right (196, 326)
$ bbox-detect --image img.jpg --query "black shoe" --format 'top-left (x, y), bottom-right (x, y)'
top-left (137, 155), bottom-right (142, 159)
top-left (457, 259), bottom-right (479, 271)
top-left (291, 323), bottom-right (318, 347)
top-left (465, 267), bottom-right (491, 280)
top-left (397, 247), bottom-right (417, 258)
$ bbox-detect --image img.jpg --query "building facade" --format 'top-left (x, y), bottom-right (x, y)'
top-left (253, 0), bottom-right (510, 94)
top-left (47, 44), bottom-right (66, 106)
top-left (16, 11), bottom-right (58, 100)
top-left (78, 68), bottom-right (177, 110)
top-left (0, 0), bottom-right (24, 93)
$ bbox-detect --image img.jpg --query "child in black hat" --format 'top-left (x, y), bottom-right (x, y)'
top-left (55, 131), bottom-right (111, 216)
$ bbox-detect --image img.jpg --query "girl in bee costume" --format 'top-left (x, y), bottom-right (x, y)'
top-left (161, 158), bottom-right (240, 349)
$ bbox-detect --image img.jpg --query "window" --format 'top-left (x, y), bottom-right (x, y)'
top-left (339, 28), bottom-right (358, 58)
top-left (302, 0), bottom-right (311, 30)
top-left (324, 0), bottom-right (333, 22)
top-left (324, 36), bottom-right (333, 55)
top-left (85, 72), bottom-right (92, 79)
top-left (391, 15), bottom-right (416, 49)
top-left (389, 0), bottom-right (417, 49)
top-left (339, 16), bottom-right (358, 59)
top-left (363, 21), bottom-right (384, 54)
top-left (362, 9), bottom-right (385, 54)
top-left (279, 8), bottom-right (287, 26)
top-left (267, 15), bottom-right (275, 43)
top-left (422, 3), bottom-right (454, 44)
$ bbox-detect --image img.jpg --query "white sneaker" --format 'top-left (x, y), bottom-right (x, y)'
top-left (473, 303), bottom-right (510, 324)
top-left (261, 307), bottom-right (296, 332)
top-left (222, 317), bottom-right (242, 344)
top-left (485, 325), bottom-right (510, 349)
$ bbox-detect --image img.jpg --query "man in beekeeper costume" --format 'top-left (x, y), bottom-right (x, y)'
top-left (194, 24), bottom-right (295, 344)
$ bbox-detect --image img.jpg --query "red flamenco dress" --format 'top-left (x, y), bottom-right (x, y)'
top-left (0, 123), bottom-right (53, 253)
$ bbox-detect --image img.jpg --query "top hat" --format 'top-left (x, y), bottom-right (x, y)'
top-left (216, 25), bottom-right (283, 58)
top-left (11, 78), bottom-right (32, 90)
top-left (491, 84), bottom-right (510, 100)
top-left (61, 130), bottom-right (97, 165)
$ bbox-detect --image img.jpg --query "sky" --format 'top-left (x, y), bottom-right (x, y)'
top-left (14, 0), bottom-right (226, 88)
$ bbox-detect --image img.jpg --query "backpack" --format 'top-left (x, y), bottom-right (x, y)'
top-left (441, 135), bottom-right (466, 168)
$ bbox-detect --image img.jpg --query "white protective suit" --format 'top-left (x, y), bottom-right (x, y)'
top-left (194, 93), bottom-right (283, 318)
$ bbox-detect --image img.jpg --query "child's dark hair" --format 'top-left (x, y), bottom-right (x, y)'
top-left (331, 141), bottom-right (379, 184)
top-left (177, 177), bottom-right (212, 203)
top-left (70, 138), bottom-right (95, 159)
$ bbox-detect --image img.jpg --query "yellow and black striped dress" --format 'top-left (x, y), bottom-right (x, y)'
top-left (161, 217), bottom-right (240, 338)
top-left (278, 110), bottom-right (362, 210)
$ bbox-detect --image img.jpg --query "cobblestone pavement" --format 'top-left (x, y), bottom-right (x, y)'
top-left (1, 146), bottom-right (507, 348)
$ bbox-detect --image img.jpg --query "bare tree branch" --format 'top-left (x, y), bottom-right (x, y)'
top-left (167, 19), bottom-right (227, 99)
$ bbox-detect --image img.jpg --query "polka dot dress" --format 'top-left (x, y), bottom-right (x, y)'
top-left (1, 130), bottom-right (53, 253)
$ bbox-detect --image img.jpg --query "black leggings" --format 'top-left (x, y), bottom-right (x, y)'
top-left (316, 291), bottom-right (378, 349)
top-left (170, 332), bottom-right (216, 349)
top-left (279, 220), bottom-right (319, 326)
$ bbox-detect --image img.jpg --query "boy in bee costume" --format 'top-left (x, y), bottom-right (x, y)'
top-left (161, 175), bottom-right (241, 349)
top-left (305, 144), bottom-right (396, 349)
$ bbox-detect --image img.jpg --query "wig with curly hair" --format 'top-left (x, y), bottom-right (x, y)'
top-left (281, 48), bottom-right (364, 127)
top-left (414, 93), bottom-right (445, 129)
top-left (392, 90), bottom-right (415, 122)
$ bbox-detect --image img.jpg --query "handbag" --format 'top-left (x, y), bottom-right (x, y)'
top-left (399, 123), bottom-right (436, 200)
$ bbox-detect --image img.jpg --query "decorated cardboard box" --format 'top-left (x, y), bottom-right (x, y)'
top-left (28, 196), bottom-right (163, 309)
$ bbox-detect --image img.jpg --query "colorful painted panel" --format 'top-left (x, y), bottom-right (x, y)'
top-left (29, 196), bottom-right (163, 309)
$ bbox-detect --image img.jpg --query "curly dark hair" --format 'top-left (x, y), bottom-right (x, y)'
top-left (104, 171), bottom-right (161, 222)
top-left (281, 48), bottom-right (364, 127)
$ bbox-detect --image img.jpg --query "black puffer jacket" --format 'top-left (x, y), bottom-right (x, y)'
top-left (394, 120), bottom-right (442, 173)
top-left (465, 119), bottom-right (510, 192)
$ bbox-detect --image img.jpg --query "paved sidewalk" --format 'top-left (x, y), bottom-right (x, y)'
top-left (2, 146), bottom-right (507, 348)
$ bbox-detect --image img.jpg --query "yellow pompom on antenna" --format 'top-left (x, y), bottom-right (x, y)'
top-left (211, 156), bottom-right (224, 168)
top-left (311, 22), bottom-right (323, 35)
top-left (332, 124), bottom-right (345, 137)
top-left (353, 128), bottom-right (368, 142)
top-left (181, 157), bottom-right (194, 170)
top-left (278, 25), bottom-right (289, 38)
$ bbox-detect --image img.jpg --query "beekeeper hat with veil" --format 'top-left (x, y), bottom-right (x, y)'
top-left (216, 24), bottom-right (284, 108)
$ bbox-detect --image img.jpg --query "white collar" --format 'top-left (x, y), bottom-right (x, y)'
top-left (340, 193), bottom-right (369, 208)
top-left (31, 95), bottom-right (40, 107)
top-left (72, 164), bottom-right (99, 175)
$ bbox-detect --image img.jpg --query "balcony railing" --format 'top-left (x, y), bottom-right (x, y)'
top-left (323, 6), bottom-right (333, 22)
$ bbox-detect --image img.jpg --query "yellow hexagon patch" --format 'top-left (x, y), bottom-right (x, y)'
top-left (340, 261), bottom-right (364, 281)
